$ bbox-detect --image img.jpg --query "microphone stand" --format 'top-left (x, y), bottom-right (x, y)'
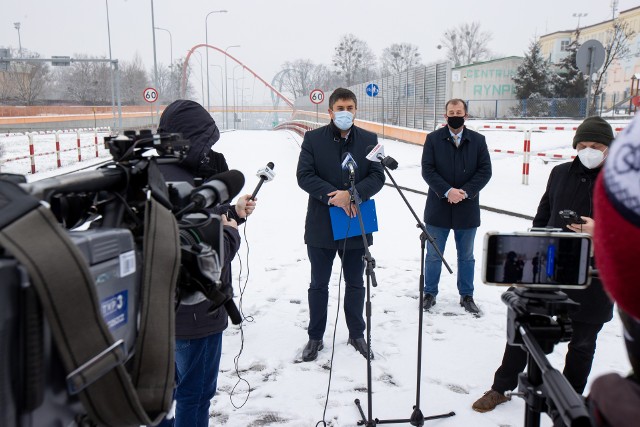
top-left (353, 163), bottom-right (455, 426)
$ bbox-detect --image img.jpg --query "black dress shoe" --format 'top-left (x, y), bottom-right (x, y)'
top-left (422, 293), bottom-right (436, 311)
top-left (347, 337), bottom-right (374, 360)
top-left (302, 339), bottom-right (323, 362)
top-left (460, 295), bottom-right (480, 315)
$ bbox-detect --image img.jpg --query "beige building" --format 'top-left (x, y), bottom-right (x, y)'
top-left (539, 6), bottom-right (640, 110)
top-left (450, 56), bottom-right (523, 118)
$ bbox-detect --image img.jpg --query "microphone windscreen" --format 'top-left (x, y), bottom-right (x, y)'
top-left (208, 170), bottom-right (245, 200)
top-left (366, 145), bottom-right (375, 153)
top-left (341, 152), bottom-right (350, 162)
top-left (267, 162), bottom-right (275, 169)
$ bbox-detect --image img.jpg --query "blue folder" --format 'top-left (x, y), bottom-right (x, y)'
top-left (329, 199), bottom-right (378, 240)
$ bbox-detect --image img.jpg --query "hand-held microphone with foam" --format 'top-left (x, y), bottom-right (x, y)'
top-left (250, 161), bottom-right (275, 200)
top-left (341, 152), bottom-right (357, 178)
top-left (190, 170), bottom-right (245, 210)
top-left (366, 144), bottom-right (399, 170)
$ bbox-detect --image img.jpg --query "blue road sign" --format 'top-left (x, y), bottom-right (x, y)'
top-left (366, 83), bottom-right (379, 97)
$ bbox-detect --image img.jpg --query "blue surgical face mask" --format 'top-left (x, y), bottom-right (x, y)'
top-left (333, 110), bottom-right (354, 131)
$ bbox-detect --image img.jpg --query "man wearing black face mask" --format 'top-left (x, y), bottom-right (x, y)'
top-left (421, 98), bottom-right (492, 315)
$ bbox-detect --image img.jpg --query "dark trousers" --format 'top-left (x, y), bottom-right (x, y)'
top-left (491, 320), bottom-right (604, 394)
top-left (307, 246), bottom-right (366, 340)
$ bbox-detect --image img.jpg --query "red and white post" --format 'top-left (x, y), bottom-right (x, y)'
top-left (55, 131), bottom-right (62, 168)
top-left (522, 129), bottom-right (531, 185)
top-left (28, 133), bottom-right (36, 174)
top-left (94, 128), bottom-right (99, 158)
top-left (76, 130), bottom-right (82, 162)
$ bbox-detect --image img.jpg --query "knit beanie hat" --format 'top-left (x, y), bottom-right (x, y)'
top-left (572, 116), bottom-right (614, 149)
top-left (593, 115), bottom-right (640, 319)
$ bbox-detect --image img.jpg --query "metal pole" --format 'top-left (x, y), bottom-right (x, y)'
top-left (150, 0), bottom-right (159, 125)
top-left (105, 1), bottom-right (117, 130)
top-left (224, 45), bottom-right (240, 130)
top-left (205, 10), bottom-right (227, 113)
top-left (154, 27), bottom-right (172, 66)
top-left (13, 23), bottom-right (22, 55)
top-left (114, 60), bottom-right (123, 129)
top-left (586, 47), bottom-right (594, 117)
top-left (233, 65), bottom-right (242, 129)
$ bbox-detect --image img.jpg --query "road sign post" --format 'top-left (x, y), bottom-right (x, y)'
top-left (365, 83), bottom-right (384, 139)
top-left (143, 87), bottom-right (159, 127)
top-left (576, 40), bottom-right (606, 117)
top-left (310, 89), bottom-right (324, 124)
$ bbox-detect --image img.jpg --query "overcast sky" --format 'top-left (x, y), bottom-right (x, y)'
top-left (1, 1), bottom-right (635, 87)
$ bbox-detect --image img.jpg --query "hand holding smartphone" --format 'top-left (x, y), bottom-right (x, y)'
top-left (559, 209), bottom-right (586, 225)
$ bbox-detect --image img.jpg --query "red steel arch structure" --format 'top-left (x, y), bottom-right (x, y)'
top-left (180, 44), bottom-right (294, 109)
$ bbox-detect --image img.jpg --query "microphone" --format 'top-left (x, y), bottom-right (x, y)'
top-left (366, 144), bottom-right (399, 170)
top-left (341, 152), bottom-right (357, 177)
top-left (250, 161), bottom-right (275, 200)
top-left (190, 170), bottom-right (245, 209)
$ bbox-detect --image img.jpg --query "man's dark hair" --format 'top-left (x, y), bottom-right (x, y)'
top-left (445, 98), bottom-right (468, 113)
top-left (329, 88), bottom-right (358, 109)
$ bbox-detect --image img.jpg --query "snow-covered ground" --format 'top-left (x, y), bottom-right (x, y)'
top-left (2, 124), bottom-right (631, 426)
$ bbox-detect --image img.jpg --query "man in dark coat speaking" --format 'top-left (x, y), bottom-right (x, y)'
top-left (296, 88), bottom-right (385, 362)
top-left (421, 98), bottom-right (492, 315)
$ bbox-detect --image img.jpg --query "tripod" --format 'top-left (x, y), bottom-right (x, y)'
top-left (503, 289), bottom-right (592, 427)
top-left (351, 164), bottom-right (455, 426)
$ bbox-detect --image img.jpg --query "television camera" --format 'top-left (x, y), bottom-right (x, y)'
top-left (0, 129), bottom-right (244, 427)
top-left (482, 230), bottom-right (595, 427)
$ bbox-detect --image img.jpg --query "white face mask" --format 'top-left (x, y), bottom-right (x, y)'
top-left (577, 147), bottom-right (607, 169)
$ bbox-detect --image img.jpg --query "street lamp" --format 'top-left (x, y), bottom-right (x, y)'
top-left (572, 12), bottom-right (588, 30)
top-left (205, 10), bottom-right (228, 112)
top-left (154, 26), bottom-right (173, 67)
top-left (104, 1), bottom-right (119, 130)
top-left (13, 22), bottom-right (22, 55)
top-left (150, 0), bottom-right (160, 125)
top-left (224, 45), bottom-right (240, 130)
top-left (233, 65), bottom-right (244, 129)
top-left (192, 51), bottom-right (206, 107)
top-left (210, 64), bottom-right (224, 122)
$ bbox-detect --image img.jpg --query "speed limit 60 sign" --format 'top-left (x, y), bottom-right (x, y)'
top-left (143, 87), bottom-right (159, 103)
top-left (310, 89), bottom-right (324, 105)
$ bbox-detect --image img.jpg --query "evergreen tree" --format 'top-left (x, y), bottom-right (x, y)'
top-left (513, 40), bottom-right (553, 99)
top-left (551, 32), bottom-right (586, 98)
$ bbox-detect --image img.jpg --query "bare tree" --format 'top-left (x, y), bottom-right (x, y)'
top-left (590, 18), bottom-right (635, 113)
top-left (280, 59), bottom-right (317, 99)
top-left (439, 22), bottom-right (492, 67)
top-left (56, 55), bottom-right (111, 104)
top-left (332, 34), bottom-right (377, 86)
top-left (6, 51), bottom-right (50, 105)
top-left (381, 43), bottom-right (422, 75)
top-left (120, 54), bottom-right (149, 105)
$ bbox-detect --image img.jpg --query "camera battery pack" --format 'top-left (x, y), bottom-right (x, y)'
top-left (68, 228), bottom-right (139, 355)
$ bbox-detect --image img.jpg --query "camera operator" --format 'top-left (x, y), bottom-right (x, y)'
top-left (472, 116), bottom-right (615, 412)
top-left (155, 100), bottom-right (255, 427)
top-left (588, 114), bottom-right (640, 425)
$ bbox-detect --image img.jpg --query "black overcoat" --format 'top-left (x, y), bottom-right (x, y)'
top-left (533, 158), bottom-right (614, 324)
top-left (421, 125), bottom-right (492, 229)
top-left (296, 123), bottom-right (385, 249)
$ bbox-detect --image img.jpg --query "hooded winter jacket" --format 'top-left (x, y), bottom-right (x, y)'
top-left (157, 100), bottom-right (240, 339)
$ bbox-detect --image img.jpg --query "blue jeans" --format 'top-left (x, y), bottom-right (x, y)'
top-left (158, 333), bottom-right (223, 427)
top-left (423, 225), bottom-right (476, 297)
top-left (307, 246), bottom-right (366, 340)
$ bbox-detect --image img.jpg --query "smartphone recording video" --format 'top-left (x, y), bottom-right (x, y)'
top-left (482, 231), bottom-right (591, 288)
